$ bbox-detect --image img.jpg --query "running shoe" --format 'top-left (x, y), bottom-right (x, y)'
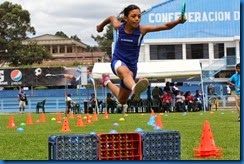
top-left (100, 73), bottom-right (110, 87)
top-left (132, 78), bottom-right (149, 101)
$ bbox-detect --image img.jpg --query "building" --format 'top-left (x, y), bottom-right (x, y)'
top-left (111, 0), bottom-right (240, 83)
top-left (22, 34), bottom-right (107, 65)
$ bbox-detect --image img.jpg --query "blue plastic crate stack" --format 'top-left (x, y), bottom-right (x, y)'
top-left (48, 134), bottom-right (99, 160)
top-left (48, 130), bottom-right (181, 160)
top-left (141, 130), bottom-right (181, 160)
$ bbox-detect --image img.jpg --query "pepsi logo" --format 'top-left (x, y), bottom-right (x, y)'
top-left (11, 70), bottom-right (22, 82)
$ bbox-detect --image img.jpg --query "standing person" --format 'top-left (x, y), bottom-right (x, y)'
top-left (97, 4), bottom-right (186, 105)
top-left (207, 84), bottom-right (215, 95)
top-left (18, 86), bottom-right (27, 114)
top-left (227, 63), bottom-right (240, 122)
top-left (65, 93), bottom-right (73, 115)
top-left (146, 84), bottom-right (152, 110)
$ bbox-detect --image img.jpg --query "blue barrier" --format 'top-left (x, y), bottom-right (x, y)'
top-left (0, 96), bottom-right (85, 113)
top-left (0, 86), bottom-right (202, 113)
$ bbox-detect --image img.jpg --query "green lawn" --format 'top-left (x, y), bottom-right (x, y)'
top-left (0, 109), bottom-right (240, 160)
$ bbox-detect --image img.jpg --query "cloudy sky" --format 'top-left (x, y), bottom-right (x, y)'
top-left (6, 0), bottom-right (165, 46)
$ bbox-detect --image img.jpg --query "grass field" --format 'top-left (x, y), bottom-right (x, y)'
top-left (0, 109), bottom-right (240, 160)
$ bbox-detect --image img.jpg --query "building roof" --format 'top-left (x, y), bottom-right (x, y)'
top-left (22, 34), bottom-right (88, 49)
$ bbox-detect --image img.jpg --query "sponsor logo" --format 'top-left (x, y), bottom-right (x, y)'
top-left (0, 70), bottom-right (8, 85)
top-left (11, 69), bottom-right (22, 82)
top-left (0, 70), bottom-right (4, 82)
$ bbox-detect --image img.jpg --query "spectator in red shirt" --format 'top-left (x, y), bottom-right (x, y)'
top-left (184, 91), bottom-right (195, 112)
top-left (161, 91), bottom-right (172, 113)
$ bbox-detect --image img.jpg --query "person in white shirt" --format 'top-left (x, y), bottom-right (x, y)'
top-left (226, 85), bottom-right (231, 95)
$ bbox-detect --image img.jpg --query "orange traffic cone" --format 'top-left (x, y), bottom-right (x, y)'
top-left (103, 111), bottom-right (109, 119)
top-left (56, 112), bottom-right (62, 121)
top-left (61, 118), bottom-right (71, 132)
top-left (39, 113), bottom-right (46, 122)
top-left (7, 116), bottom-right (16, 128)
top-left (86, 113), bottom-right (92, 124)
top-left (26, 113), bottom-right (33, 125)
top-left (155, 114), bottom-right (163, 128)
top-left (151, 109), bottom-right (155, 116)
top-left (92, 112), bottom-right (98, 121)
top-left (194, 120), bottom-right (222, 158)
top-left (76, 115), bottom-right (85, 127)
top-left (69, 111), bottom-right (74, 119)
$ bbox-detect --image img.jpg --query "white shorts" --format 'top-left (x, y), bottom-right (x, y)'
top-left (19, 100), bottom-right (26, 108)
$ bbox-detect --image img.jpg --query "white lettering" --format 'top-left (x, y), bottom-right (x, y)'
top-left (209, 12), bottom-right (214, 21)
top-left (161, 13), bottom-right (168, 22)
top-left (234, 11), bottom-right (240, 20)
top-left (0, 81), bottom-right (8, 85)
top-left (121, 39), bottom-right (133, 42)
top-left (149, 13), bottom-right (154, 23)
top-left (11, 81), bottom-right (22, 85)
top-left (168, 13), bottom-right (174, 21)
top-left (155, 13), bottom-right (161, 22)
top-left (188, 12), bottom-right (195, 22)
top-left (147, 11), bottom-right (236, 23)
top-left (224, 12), bottom-right (231, 20)
top-left (195, 12), bottom-right (201, 22)
top-left (202, 12), bottom-right (208, 21)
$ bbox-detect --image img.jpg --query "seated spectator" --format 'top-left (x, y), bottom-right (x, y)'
top-left (88, 93), bottom-right (101, 114)
top-left (161, 91), bottom-right (172, 113)
top-left (194, 90), bottom-right (203, 111)
top-left (172, 82), bottom-right (180, 96)
top-left (163, 81), bottom-right (171, 93)
top-left (175, 91), bottom-right (185, 112)
top-left (184, 91), bottom-right (195, 112)
top-left (106, 93), bottom-right (117, 113)
top-left (117, 101), bottom-right (128, 113)
top-left (152, 86), bottom-right (162, 110)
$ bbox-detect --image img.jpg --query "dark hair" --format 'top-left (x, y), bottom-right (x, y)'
top-left (119, 4), bottom-right (140, 22)
top-left (67, 93), bottom-right (71, 97)
top-left (236, 63), bottom-right (240, 68)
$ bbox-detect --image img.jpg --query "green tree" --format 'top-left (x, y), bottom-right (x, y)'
top-left (91, 24), bottom-right (113, 58)
top-left (17, 41), bottom-right (52, 65)
top-left (55, 31), bottom-right (69, 38)
top-left (0, 1), bottom-right (51, 66)
top-left (71, 35), bottom-right (81, 42)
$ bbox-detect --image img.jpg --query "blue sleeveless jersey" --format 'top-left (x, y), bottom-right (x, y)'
top-left (113, 23), bottom-right (143, 67)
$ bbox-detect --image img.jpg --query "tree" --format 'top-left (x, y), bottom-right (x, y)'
top-left (17, 41), bottom-right (52, 65)
top-left (91, 24), bottom-right (113, 58)
top-left (56, 31), bottom-right (83, 43)
top-left (0, 1), bottom-right (51, 66)
top-left (55, 31), bottom-right (69, 38)
top-left (71, 35), bottom-right (81, 42)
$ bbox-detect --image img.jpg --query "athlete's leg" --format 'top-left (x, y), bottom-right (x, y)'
top-left (115, 66), bottom-right (135, 104)
top-left (101, 66), bottom-right (133, 104)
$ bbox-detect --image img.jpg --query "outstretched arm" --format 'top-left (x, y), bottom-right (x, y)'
top-left (97, 16), bottom-right (122, 32)
top-left (227, 80), bottom-right (236, 88)
top-left (141, 16), bottom-right (186, 36)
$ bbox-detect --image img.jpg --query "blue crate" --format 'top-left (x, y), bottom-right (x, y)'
top-left (141, 130), bottom-right (181, 160)
top-left (48, 134), bottom-right (99, 160)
